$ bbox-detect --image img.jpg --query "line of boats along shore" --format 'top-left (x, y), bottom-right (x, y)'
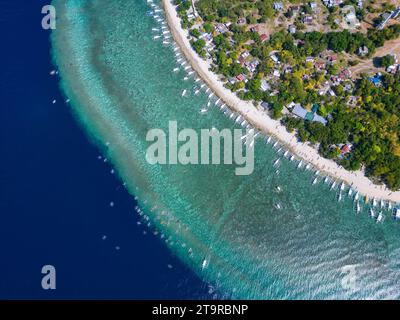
top-left (146, 0), bottom-right (400, 224)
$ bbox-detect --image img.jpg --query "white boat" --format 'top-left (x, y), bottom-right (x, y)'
top-left (356, 202), bottom-right (361, 213)
top-left (330, 181), bottom-right (336, 190)
top-left (338, 192), bottom-right (342, 202)
top-left (394, 208), bottom-right (400, 220)
top-left (183, 76), bottom-right (189, 81)
top-left (340, 182), bottom-right (345, 191)
top-left (373, 198), bottom-right (378, 207)
top-left (194, 90), bottom-right (200, 95)
top-left (151, 28), bottom-right (159, 32)
top-left (380, 200), bottom-right (385, 208)
top-left (273, 141), bottom-right (278, 148)
top-left (312, 177), bottom-right (318, 185)
top-left (305, 164), bottom-right (311, 170)
top-left (201, 259), bottom-right (208, 270)
top-left (275, 203), bottom-right (282, 210)
top-left (290, 155), bottom-right (295, 161)
top-left (162, 41), bottom-right (170, 45)
top-left (354, 192), bottom-right (359, 201)
top-left (276, 186), bottom-right (282, 192)
top-left (181, 89), bottom-right (187, 97)
top-left (173, 67), bottom-right (179, 72)
top-left (370, 208), bottom-right (376, 218)
top-left (315, 170), bottom-right (320, 175)
top-left (297, 161), bottom-right (303, 169)
top-left (200, 108), bottom-right (207, 114)
top-left (388, 202), bottom-right (392, 210)
top-left (324, 177), bottom-right (329, 183)
top-left (188, 71), bottom-right (194, 76)
top-left (283, 150), bottom-right (289, 157)
top-left (376, 212), bottom-right (384, 223)
top-left (267, 137), bottom-right (272, 144)
top-left (273, 158), bottom-right (280, 166)
top-left (184, 66), bottom-right (190, 70)
top-left (348, 188), bottom-right (353, 197)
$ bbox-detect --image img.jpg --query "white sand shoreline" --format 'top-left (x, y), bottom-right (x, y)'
top-left (162, 0), bottom-right (400, 204)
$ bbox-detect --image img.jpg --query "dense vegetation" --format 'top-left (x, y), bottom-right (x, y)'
top-left (175, 0), bottom-right (400, 190)
top-left (282, 73), bottom-right (400, 190)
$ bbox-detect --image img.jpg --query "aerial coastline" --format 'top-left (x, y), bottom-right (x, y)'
top-left (162, 0), bottom-right (400, 204)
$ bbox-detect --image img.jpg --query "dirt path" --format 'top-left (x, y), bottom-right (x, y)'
top-left (350, 37), bottom-right (400, 77)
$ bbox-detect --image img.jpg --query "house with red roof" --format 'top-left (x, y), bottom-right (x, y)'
top-left (341, 144), bottom-right (351, 155)
top-left (236, 74), bottom-right (246, 82)
top-left (260, 34), bottom-right (268, 42)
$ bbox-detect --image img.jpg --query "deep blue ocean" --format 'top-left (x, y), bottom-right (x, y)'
top-left (0, 0), bottom-right (209, 299)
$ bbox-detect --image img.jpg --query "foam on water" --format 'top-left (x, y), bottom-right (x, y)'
top-left (51, 0), bottom-right (400, 299)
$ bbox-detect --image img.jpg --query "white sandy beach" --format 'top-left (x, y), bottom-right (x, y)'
top-left (162, 0), bottom-right (400, 204)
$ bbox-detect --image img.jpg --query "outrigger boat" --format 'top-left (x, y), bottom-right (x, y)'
top-left (393, 208), bottom-right (400, 220)
top-left (376, 212), bottom-right (385, 223)
top-left (297, 161), bottom-right (303, 169)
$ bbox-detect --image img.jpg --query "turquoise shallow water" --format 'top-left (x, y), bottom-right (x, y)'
top-left (51, 0), bottom-right (400, 299)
